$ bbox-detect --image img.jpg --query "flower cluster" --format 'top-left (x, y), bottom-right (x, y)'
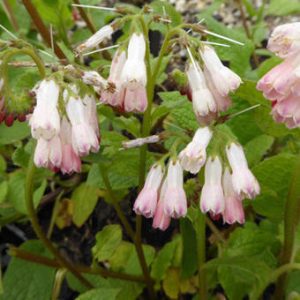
top-left (187, 46), bottom-right (241, 125)
top-left (78, 30), bottom-right (148, 113)
top-left (179, 127), bottom-right (260, 225)
top-left (30, 79), bottom-right (100, 174)
top-left (257, 22), bottom-right (300, 128)
top-left (133, 160), bottom-right (187, 231)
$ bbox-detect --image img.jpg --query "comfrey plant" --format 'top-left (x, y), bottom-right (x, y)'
top-left (1, 1), bottom-right (300, 300)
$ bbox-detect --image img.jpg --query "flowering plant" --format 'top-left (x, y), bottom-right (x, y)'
top-left (1, 1), bottom-right (300, 300)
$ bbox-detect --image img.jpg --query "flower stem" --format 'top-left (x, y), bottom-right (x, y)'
top-left (99, 165), bottom-right (155, 299)
top-left (25, 154), bottom-right (94, 289)
top-left (21, 0), bottom-right (67, 61)
top-left (274, 153), bottom-right (300, 299)
top-left (9, 247), bottom-right (146, 283)
top-left (99, 165), bottom-right (136, 240)
top-left (197, 212), bottom-right (207, 299)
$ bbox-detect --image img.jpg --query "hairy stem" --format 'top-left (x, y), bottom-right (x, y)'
top-left (274, 153), bottom-right (300, 299)
top-left (73, 0), bottom-right (96, 33)
top-left (25, 154), bottom-right (93, 289)
top-left (21, 0), bottom-right (67, 61)
top-left (9, 247), bottom-right (146, 283)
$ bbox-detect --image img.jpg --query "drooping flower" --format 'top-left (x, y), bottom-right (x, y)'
top-left (76, 24), bottom-right (114, 53)
top-left (60, 117), bottom-right (81, 174)
top-left (267, 22), bottom-right (300, 58)
top-left (152, 180), bottom-right (171, 231)
top-left (186, 61), bottom-right (217, 123)
top-left (120, 33), bottom-right (148, 112)
top-left (226, 143), bottom-right (260, 199)
top-left (204, 68), bottom-right (232, 112)
top-left (30, 79), bottom-right (60, 140)
top-left (101, 50), bottom-right (127, 107)
top-left (200, 156), bottom-right (225, 215)
top-left (34, 135), bottom-right (62, 169)
top-left (133, 164), bottom-right (164, 218)
top-left (200, 45), bottom-right (242, 97)
top-left (163, 160), bottom-right (187, 218)
top-left (179, 126), bottom-right (212, 174)
top-left (65, 91), bottom-right (99, 156)
top-left (222, 168), bottom-right (245, 224)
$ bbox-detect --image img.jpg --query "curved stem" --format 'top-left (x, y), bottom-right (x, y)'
top-left (99, 165), bottom-right (155, 299)
top-left (253, 263), bottom-right (300, 300)
top-left (274, 153), bottom-right (300, 299)
top-left (25, 154), bottom-right (93, 289)
top-left (9, 247), bottom-right (146, 283)
top-left (2, 48), bottom-right (46, 83)
top-left (99, 165), bottom-right (136, 240)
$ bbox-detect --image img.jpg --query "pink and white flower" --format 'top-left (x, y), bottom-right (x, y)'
top-left (133, 164), bottom-right (164, 218)
top-left (200, 45), bottom-right (242, 97)
top-left (222, 168), bottom-right (245, 224)
top-left (267, 22), bottom-right (300, 58)
top-left (76, 24), bottom-right (114, 53)
top-left (65, 90), bottom-right (99, 156)
top-left (152, 180), bottom-right (171, 231)
top-left (186, 62), bottom-right (217, 122)
top-left (162, 160), bottom-right (187, 218)
top-left (120, 33), bottom-right (148, 112)
top-left (200, 156), bottom-right (225, 215)
top-left (101, 50), bottom-right (127, 107)
top-left (226, 143), bottom-right (260, 199)
top-left (60, 118), bottom-right (81, 174)
top-left (34, 135), bottom-right (62, 169)
top-left (179, 126), bottom-right (212, 174)
top-left (30, 79), bottom-right (60, 140)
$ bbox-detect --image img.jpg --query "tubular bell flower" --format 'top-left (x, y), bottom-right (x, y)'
top-left (101, 50), bottom-right (127, 107)
top-left (200, 156), bottom-right (225, 215)
top-left (34, 135), bottom-right (62, 169)
top-left (267, 22), bottom-right (300, 58)
top-left (60, 118), bottom-right (81, 174)
top-left (222, 168), bottom-right (245, 224)
top-left (152, 180), bottom-right (171, 231)
top-left (120, 33), bottom-right (148, 112)
top-left (226, 143), bottom-right (260, 199)
top-left (200, 45), bottom-right (242, 97)
top-left (179, 126), bottom-right (212, 174)
top-left (163, 160), bottom-right (187, 218)
top-left (186, 62), bottom-right (217, 123)
top-left (65, 92), bottom-right (99, 156)
top-left (30, 79), bottom-right (60, 140)
top-left (133, 164), bottom-right (164, 218)
top-left (76, 24), bottom-right (114, 53)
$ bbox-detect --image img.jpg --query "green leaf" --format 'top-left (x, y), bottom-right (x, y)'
top-left (266, 0), bottom-right (300, 16)
top-left (92, 225), bottom-right (122, 262)
top-left (252, 153), bottom-right (296, 221)
top-left (151, 236), bottom-right (181, 281)
top-left (223, 222), bottom-right (280, 267)
top-left (180, 218), bottom-right (198, 278)
top-left (7, 171), bottom-right (46, 214)
top-left (205, 256), bottom-right (272, 300)
top-left (71, 183), bottom-right (99, 227)
top-left (0, 240), bottom-right (55, 300)
top-left (244, 135), bottom-right (274, 167)
top-left (67, 274), bottom-right (144, 300)
top-left (75, 288), bottom-right (121, 300)
top-left (0, 181), bottom-right (8, 204)
top-left (159, 91), bottom-right (199, 131)
top-left (0, 123), bottom-right (30, 145)
top-left (109, 241), bottom-right (155, 276)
